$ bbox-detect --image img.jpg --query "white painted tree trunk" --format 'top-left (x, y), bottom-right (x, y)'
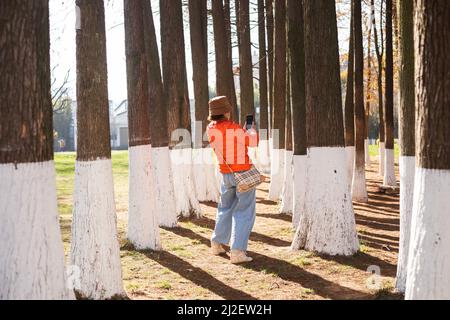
top-left (365, 139), bottom-right (371, 165)
top-left (292, 155), bottom-right (307, 229)
top-left (215, 165), bottom-right (223, 191)
top-left (268, 148), bottom-right (285, 201)
top-left (345, 146), bottom-right (355, 192)
top-left (203, 148), bottom-right (220, 203)
top-left (379, 142), bottom-right (385, 176)
top-left (352, 160), bottom-right (368, 203)
top-left (192, 148), bottom-right (208, 201)
top-left (257, 139), bottom-right (271, 174)
top-left (248, 146), bottom-right (258, 169)
top-left (152, 146), bottom-right (178, 228)
top-left (0, 162), bottom-right (74, 300)
top-left (406, 168), bottom-right (450, 299)
top-left (395, 156), bottom-right (415, 293)
top-left (128, 145), bottom-right (161, 250)
top-left (383, 148), bottom-right (397, 186)
top-left (291, 147), bottom-right (359, 256)
top-left (152, 147), bottom-right (178, 228)
top-left (279, 150), bottom-right (294, 214)
top-left (170, 148), bottom-right (201, 218)
top-left (71, 159), bottom-right (125, 299)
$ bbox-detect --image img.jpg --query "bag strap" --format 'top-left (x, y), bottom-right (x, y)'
top-left (210, 141), bottom-right (234, 174)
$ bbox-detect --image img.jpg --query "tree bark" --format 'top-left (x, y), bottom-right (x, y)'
top-left (272, 0), bottom-right (286, 149)
top-left (258, 0), bottom-right (269, 131)
top-left (224, 0), bottom-right (232, 64)
top-left (344, 10), bottom-right (355, 148)
top-left (414, 0), bottom-right (450, 171)
top-left (304, 1), bottom-right (344, 148)
top-left (0, 0), bottom-right (53, 164)
top-left (75, 0), bottom-right (111, 161)
top-left (288, 0), bottom-right (306, 156)
top-left (398, 0), bottom-right (415, 158)
top-left (285, 64), bottom-right (292, 151)
top-left (372, 0), bottom-right (385, 145)
top-left (142, 0), bottom-right (168, 148)
top-left (160, 0), bottom-right (191, 147)
top-left (124, 0), bottom-right (151, 147)
top-left (237, 0), bottom-right (255, 125)
top-left (189, 0), bottom-right (209, 147)
top-left (384, 0), bottom-right (394, 151)
top-left (212, 0), bottom-right (238, 119)
top-left (365, 19), bottom-right (372, 141)
top-left (266, 0), bottom-right (274, 131)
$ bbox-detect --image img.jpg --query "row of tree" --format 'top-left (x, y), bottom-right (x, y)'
top-left (0, 0), bottom-right (449, 300)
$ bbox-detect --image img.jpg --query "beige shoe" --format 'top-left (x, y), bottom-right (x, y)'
top-left (230, 250), bottom-right (253, 264)
top-left (211, 241), bottom-right (226, 255)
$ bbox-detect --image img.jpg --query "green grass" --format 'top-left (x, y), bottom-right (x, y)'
top-left (54, 151), bottom-right (129, 215)
top-left (157, 280), bottom-right (172, 290)
top-left (368, 142), bottom-right (400, 159)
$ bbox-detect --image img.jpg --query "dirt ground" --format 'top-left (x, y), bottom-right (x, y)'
top-left (60, 159), bottom-right (403, 300)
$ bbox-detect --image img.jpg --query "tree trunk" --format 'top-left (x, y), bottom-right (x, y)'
top-left (344, 7), bottom-right (355, 186)
top-left (161, 0), bottom-right (201, 217)
top-left (142, 0), bottom-right (178, 228)
top-left (383, 0), bottom-right (396, 186)
top-left (143, 1), bottom-right (167, 149)
top-left (395, 0), bottom-right (415, 293)
top-left (272, 0), bottom-right (286, 145)
top-left (352, 0), bottom-right (368, 202)
top-left (285, 69), bottom-right (293, 153)
top-left (124, 0), bottom-right (161, 250)
top-left (291, 0), bottom-right (359, 256)
top-left (268, 0), bottom-right (286, 201)
top-left (280, 63), bottom-right (293, 214)
top-left (258, 0), bottom-right (269, 132)
top-left (365, 14), bottom-right (373, 165)
top-left (224, 0), bottom-right (232, 64)
top-left (257, 0), bottom-right (270, 172)
top-left (372, 0), bottom-right (386, 176)
top-left (189, 0), bottom-right (209, 147)
top-left (406, 0), bottom-right (450, 300)
top-left (189, 0), bottom-right (219, 203)
top-left (212, 0), bottom-right (239, 119)
top-left (266, 0), bottom-right (274, 132)
top-left (0, 0), bottom-right (72, 300)
top-left (237, 0), bottom-right (255, 125)
top-left (161, 0), bottom-right (191, 141)
top-left (288, 0), bottom-right (307, 229)
top-left (72, 0), bottom-right (125, 299)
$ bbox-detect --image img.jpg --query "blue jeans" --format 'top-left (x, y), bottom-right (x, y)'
top-left (211, 173), bottom-right (256, 251)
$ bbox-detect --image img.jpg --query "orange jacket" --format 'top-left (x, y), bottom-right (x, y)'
top-left (207, 120), bottom-right (259, 174)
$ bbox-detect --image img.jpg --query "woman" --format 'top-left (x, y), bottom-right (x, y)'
top-left (207, 96), bottom-right (259, 264)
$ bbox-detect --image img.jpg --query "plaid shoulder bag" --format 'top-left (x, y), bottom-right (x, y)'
top-left (214, 146), bottom-right (262, 193)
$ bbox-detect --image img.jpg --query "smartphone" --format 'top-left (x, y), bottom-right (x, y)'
top-left (246, 114), bottom-right (254, 130)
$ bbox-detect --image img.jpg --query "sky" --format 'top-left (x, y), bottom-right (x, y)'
top-left (49, 0), bottom-right (357, 106)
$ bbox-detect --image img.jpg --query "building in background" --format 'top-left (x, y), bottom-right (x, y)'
top-left (68, 99), bottom-right (124, 152)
